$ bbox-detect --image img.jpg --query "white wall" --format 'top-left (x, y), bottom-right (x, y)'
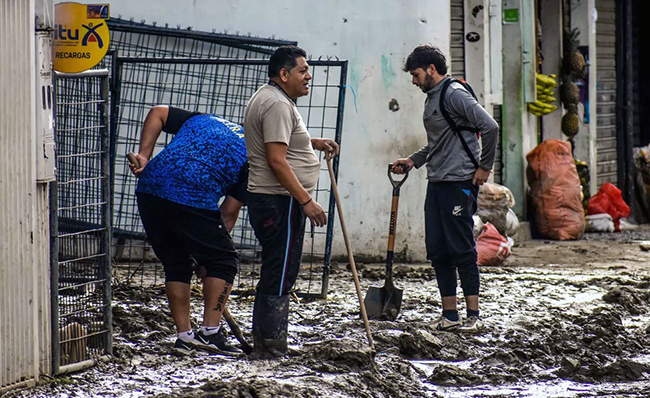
top-left (98, 0), bottom-right (452, 261)
top-left (0, 0), bottom-right (43, 390)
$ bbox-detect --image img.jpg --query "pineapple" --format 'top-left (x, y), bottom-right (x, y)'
top-left (565, 103), bottom-right (578, 114)
top-left (569, 51), bottom-right (586, 76)
top-left (561, 82), bottom-right (580, 105)
top-left (562, 111), bottom-right (581, 137)
top-left (564, 28), bottom-right (586, 78)
top-left (576, 61), bottom-right (588, 80)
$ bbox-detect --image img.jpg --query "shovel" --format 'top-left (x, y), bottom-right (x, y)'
top-left (364, 164), bottom-right (408, 321)
top-left (223, 307), bottom-right (254, 355)
top-left (326, 158), bottom-right (374, 350)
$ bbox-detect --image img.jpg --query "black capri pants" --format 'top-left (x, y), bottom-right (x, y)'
top-left (136, 192), bottom-right (239, 284)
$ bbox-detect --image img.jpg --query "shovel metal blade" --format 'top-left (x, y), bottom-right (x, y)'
top-left (364, 284), bottom-right (403, 321)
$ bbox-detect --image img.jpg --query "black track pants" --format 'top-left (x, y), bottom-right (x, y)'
top-left (424, 180), bottom-right (480, 297)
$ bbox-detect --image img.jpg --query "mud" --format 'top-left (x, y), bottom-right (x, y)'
top-left (8, 229), bottom-right (650, 397)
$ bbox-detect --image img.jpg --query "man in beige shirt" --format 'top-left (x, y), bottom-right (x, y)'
top-left (244, 45), bottom-right (338, 358)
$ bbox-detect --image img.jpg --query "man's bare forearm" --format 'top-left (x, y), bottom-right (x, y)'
top-left (138, 106), bottom-right (169, 158)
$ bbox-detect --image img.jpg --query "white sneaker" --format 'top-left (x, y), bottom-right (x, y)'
top-left (459, 316), bottom-right (483, 333)
top-left (432, 315), bottom-right (462, 330)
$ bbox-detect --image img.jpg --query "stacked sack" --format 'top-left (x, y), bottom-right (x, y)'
top-left (476, 224), bottom-right (513, 266)
top-left (474, 182), bottom-right (518, 266)
top-left (477, 182), bottom-right (518, 237)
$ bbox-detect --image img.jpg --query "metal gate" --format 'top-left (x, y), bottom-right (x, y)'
top-left (110, 57), bottom-right (347, 298)
top-left (596, 0), bottom-right (617, 187)
top-left (52, 70), bottom-right (112, 374)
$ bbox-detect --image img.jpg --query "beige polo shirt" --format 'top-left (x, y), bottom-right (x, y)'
top-left (244, 84), bottom-right (321, 195)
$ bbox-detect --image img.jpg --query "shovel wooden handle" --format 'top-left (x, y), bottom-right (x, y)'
top-left (327, 158), bottom-right (374, 351)
top-left (223, 307), bottom-right (253, 355)
top-left (126, 152), bottom-right (140, 168)
top-left (385, 164), bottom-right (406, 283)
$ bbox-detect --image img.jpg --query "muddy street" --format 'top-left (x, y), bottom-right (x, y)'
top-left (8, 231), bottom-right (650, 398)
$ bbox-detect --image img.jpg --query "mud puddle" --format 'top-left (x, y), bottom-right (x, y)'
top-left (7, 232), bottom-right (650, 397)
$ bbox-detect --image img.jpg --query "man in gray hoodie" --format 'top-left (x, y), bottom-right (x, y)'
top-left (392, 45), bottom-right (499, 332)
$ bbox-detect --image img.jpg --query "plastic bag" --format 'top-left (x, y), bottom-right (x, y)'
top-left (619, 218), bottom-right (638, 230)
top-left (587, 182), bottom-right (630, 231)
top-left (505, 208), bottom-right (520, 237)
top-left (585, 213), bottom-right (615, 232)
top-left (526, 139), bottom-right (585, 240)
top-left (473, 214), bottom-right (484, 240)
top-left (476, 223), bottom-right (513, 266)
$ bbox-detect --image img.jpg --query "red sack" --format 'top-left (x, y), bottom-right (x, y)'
top-left (587, 182), bottom-right (630, 231)
top-left (526, 140), bottom-right (585, 240)
top-left (476, 223), bottom-right (512, 266)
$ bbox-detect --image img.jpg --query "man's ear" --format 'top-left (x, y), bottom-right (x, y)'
top-left (427, 64), bottom-right (437, 76)
top-left (280, 68), bottom-right (290, 83)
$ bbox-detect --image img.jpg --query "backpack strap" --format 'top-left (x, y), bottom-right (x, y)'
top-left (439, 78), bottom-right (480, 169)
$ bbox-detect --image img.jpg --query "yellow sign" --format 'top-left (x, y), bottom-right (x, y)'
top-left (53, 3), bottom-right (110, 73)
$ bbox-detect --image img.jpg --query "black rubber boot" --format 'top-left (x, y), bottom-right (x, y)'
top-left (251, 293), bottom-right (289, 359)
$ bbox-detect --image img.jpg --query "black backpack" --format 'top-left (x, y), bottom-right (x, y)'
top-left (438, 78), bottom-right (481, 169)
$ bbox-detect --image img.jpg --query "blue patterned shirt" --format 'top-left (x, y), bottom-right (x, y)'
top-left (136, 108), bottom-right (247, 210)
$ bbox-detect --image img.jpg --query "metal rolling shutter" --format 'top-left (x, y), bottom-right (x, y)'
top-left (450, 0), bottom-right (465, 79)
top-left (595, 0), bottom-right (617, 187)
top-left (492, 105), bottom-right (503, 185)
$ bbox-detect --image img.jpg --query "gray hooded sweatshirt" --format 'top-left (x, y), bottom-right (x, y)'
top-left (409, 76), bottom-right (499, 182)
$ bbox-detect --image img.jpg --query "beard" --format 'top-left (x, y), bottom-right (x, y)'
top-left (421, 73), bottom-right (436, 92)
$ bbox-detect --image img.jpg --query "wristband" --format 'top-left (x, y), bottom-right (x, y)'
top-left (300, 198), bottom-right (312, 206)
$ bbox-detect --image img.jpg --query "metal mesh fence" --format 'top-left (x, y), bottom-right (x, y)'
top-left (97, 20), bottom-right (296, 292)
top-left (110, 60), bottom-right (270, 289)
top-left (53, 70), bottom-right (112, 372)
top-left (96, 18), bottom-right (347, 298)
top-left (107, 18), bottom-right (296, 58)
top-left (110, 58), bottom-right (347, 298)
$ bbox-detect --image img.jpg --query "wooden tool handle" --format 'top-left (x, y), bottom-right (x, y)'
top-left (126, 152), bottom-right (140, 168)
top-left (327, 158), bottom-right (375, 351)
top-left (223, 307), bottom-right (253, 355)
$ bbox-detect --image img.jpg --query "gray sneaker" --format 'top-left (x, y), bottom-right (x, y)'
top-left (459, 316), bottom-right (483, 333)
top-left (432, 315), bottom-right (462, 330)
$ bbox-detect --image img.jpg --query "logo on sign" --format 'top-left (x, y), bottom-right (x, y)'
top-left (466, 32), bottom-right (481, 43)
top-left (53, 3), bottom-right (110, 73)
top-left (82, 23), bottom-right (105, 48)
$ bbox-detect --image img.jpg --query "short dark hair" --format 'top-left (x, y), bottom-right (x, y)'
top-left (402, 45), bottom-right (448, 75)
top-left (268, 45), bottom-right (307, 78)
